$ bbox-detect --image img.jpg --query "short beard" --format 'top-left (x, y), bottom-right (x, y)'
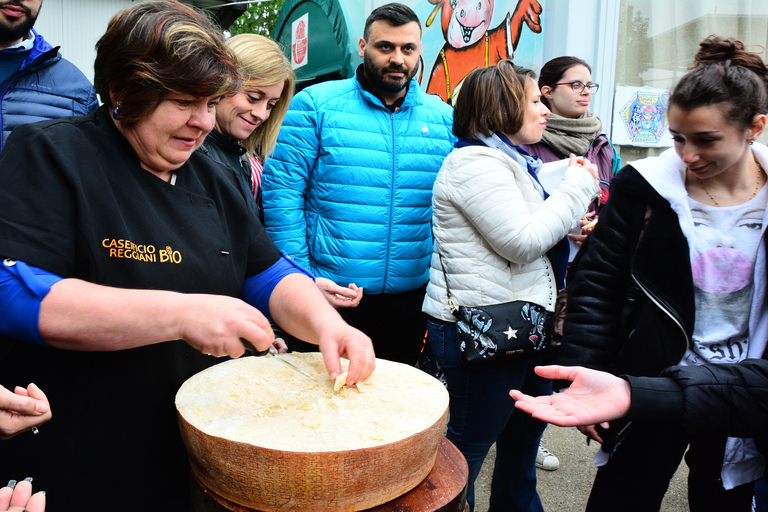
top-left (362, 51), bottom-right (416, 97)
top-left (0, 3), bottom-right (39, 45)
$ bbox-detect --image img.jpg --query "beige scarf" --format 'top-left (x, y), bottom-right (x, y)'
top-left (540, 112), bottom-right (603, 157)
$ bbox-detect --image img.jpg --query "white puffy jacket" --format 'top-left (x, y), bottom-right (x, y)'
top-left (422, 145), bottom-right (600, 322)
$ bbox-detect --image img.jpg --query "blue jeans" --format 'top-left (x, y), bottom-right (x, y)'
top-left (426, 316), bottom-right (551, 512)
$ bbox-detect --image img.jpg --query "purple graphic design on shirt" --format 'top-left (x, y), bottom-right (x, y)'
top-left (692, 247), bottom-right (753, 293)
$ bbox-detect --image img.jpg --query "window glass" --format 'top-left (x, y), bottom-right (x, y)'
top-left (615, 0), bottom-right (768, 160)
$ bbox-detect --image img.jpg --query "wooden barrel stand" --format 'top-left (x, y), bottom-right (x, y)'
top-left (192, 437), bottom-right (469, 512)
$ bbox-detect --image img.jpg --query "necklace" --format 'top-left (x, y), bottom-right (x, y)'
top-left (697, 161), bottom-right (763, 207)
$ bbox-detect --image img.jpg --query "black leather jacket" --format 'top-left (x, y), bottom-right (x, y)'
top-left (627, 359), bottom-right (768, 440)
top-left (198, 129), bottom-right (252, 192)
top-left (198, 129), bottom-right (262, 221)
top-left (560, 165), bottom-right (695, 378)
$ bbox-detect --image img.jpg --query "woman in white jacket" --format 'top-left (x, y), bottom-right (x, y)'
top-left (421, 60), bottom-right (600, 512)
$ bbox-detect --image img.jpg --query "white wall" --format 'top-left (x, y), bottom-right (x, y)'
top-left (33, 0), bottom-right (132, 89)
top-left (540, 0), bottom-right (620, 137)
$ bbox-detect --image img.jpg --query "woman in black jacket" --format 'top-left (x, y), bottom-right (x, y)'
top-left (556, 35), bottom-right (768, 512)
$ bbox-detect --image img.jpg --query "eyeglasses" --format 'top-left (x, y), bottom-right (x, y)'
top-left (551, 81), bottom-right (599, 94)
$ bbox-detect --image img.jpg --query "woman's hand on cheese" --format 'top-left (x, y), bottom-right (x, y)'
top-left (179, 295), bottom-right (275, 358)
top-left (318, 321), bottom-right (375, 386)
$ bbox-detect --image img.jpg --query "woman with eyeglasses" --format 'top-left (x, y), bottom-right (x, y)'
top-left (520, 56), bottom-right (622, 472)
top-left (522, 57), bottom-right (620, 246)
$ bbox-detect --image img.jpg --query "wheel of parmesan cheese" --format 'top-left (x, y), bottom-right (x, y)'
top-left (176, 353), bottom-right (450, 512)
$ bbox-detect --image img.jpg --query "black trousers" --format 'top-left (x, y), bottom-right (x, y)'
top-left (339, 284), bottom-right (428, 366)
top-left (586, 421), bottom-right (755, 512)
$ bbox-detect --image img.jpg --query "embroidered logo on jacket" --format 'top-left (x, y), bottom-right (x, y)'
top-left (102, 239), bottom-right (182, 264)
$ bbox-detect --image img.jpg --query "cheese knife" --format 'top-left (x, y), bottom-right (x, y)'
top-left (240, 339), bottom-right (320, 384)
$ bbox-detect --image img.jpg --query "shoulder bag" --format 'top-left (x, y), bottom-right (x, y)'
top-left (439, 255), bottom-right (559, 368)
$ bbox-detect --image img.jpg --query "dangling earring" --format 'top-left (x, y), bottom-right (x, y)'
top-left (112, 101), bottom-right (122, 120)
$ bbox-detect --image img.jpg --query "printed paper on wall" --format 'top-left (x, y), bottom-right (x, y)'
top-left (612, 86), bottom-right (673, 147)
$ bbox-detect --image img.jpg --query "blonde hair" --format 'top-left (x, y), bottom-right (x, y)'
top-left (225, 34), bottom-right (295, 161)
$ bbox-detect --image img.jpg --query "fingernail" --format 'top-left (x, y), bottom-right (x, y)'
top-left (38, 491), bottom-right (46, 496)
top-left (329, 372), bottom-right (338, 380)
top-left (7, 480), bottom-right (16, 489)
top-left (35, 401), bottom-right (48, 414)
top-left (24, 477), bottom-right (33, 483)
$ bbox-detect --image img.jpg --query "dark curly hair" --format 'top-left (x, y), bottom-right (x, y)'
top-left (670, 35), bottom-right (768, 130)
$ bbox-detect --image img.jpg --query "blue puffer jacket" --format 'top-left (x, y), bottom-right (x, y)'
top-left (1, 29), bottom-right (98, 150)
top-left (262, 75), bottom-right (455, 294)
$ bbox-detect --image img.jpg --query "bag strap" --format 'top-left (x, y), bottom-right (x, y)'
top-left (438, 254), bottom-right (459, 315)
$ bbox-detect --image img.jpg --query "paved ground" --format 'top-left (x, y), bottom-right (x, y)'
top-left (472, 424), bottom-right (689, 512)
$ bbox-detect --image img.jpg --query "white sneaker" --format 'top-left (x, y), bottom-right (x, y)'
top-left (536, 442), bottom-right (559, 471)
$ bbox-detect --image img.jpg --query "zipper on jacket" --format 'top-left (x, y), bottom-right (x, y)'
top-left (631, 272), bottom-right (690, 360)
top-left (383, 110), bottom-right (396, 293)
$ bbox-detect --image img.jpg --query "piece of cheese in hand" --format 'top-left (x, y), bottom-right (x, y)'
top-left (333, 371), bottom-right (348, 392)
top-left (583, 218), bottom-right (598, 231)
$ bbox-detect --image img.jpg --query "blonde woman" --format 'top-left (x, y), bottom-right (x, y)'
top-left (203, 35), bottom-right (362, 311)
top-left (200, 33), bottom-right (295, 219)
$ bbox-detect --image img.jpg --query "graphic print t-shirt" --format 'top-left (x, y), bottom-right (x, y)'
top-left (681, 184), bottom-right (768, 366)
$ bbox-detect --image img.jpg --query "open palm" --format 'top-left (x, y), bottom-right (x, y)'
top-left (510, 365), bottom-right (631, 427)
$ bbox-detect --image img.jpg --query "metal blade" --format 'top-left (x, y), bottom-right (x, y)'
top-left (269, 352), bottom-right (321, 384)
top-left (240, 339), bottom-right (319, 383)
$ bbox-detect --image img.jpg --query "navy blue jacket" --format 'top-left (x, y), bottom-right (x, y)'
top-left (0, 29), bottom-right (98, 150)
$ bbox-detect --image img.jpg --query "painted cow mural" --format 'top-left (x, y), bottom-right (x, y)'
top-left (425, 0), bottom-right (543, 105)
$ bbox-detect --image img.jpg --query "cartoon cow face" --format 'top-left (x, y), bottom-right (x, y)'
top-left (442, 0), bottom-right (494, 49)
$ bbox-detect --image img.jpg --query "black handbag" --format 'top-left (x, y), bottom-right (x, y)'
top-left (439, 255), bottom-right (559, 368)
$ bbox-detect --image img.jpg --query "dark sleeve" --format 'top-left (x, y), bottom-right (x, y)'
top-left (558, 167), bottom-right (646, 371)
top-left (244, 212), bottom-right (282, 278)
top-left (627, 359), bottom-right (768, 437)
top-left (223, 156), bottom-right (282, 278)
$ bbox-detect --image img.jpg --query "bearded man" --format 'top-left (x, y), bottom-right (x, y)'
top-left (0, 0), bottom-right (98, 150)
top-left (262, 2), bottom-right (455, 365)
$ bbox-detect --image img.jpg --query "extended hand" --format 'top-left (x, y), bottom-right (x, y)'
top-left (519, 0), bottom-right (542, 33)
top-left (510, 365), bottom-right (631, 428)
top-left (317, 321), bottom-right (375, 386)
